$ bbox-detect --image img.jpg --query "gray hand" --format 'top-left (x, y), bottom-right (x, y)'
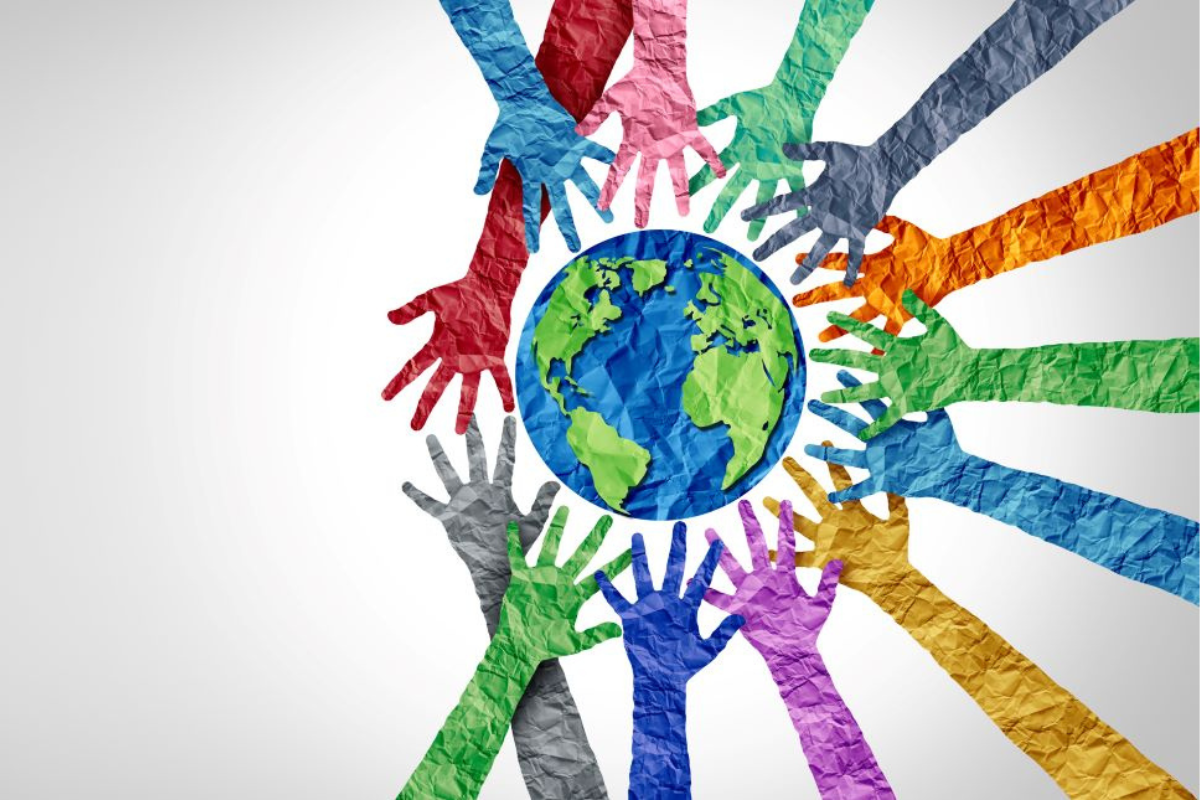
top-left (403, 415), bottom-right (609, 800)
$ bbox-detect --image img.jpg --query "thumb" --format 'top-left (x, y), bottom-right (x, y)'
top-left (874, 215), bottom-right (914, 239)
top-left (474, 141), bottom-right (503, 195)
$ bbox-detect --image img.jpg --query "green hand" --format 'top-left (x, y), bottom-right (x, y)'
top-left (689, 0), bottom-right (875, 240)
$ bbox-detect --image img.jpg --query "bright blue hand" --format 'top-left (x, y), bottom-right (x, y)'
top-left (595, 523), bottom-right (744, 800)
top-left (805, 370), bottom-right (1199, 604)
top-left (438, 0), bottom-right (614, 252)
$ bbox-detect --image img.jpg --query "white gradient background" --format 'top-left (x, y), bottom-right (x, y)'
top-left (1, 0), bottom-right (1197, 797)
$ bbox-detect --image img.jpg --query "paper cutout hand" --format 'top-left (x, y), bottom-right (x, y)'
top-left (382, 270), bottom-right (517, 434)
top-left (742, 140), bottom-right (904, 281)
top-left (480, 95), bottom-right (615, 252)
top-left (576, 0), bottom-right (724, 228)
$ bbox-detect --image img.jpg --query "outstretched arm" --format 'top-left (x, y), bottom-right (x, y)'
top-left (745, 0), bottom-right (1140, 275)
top-left (793, 129), bottom-right (1200, 341)
top-left (383, 0), bottom-right (632, 433)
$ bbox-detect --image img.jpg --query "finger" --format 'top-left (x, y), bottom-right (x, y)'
top-left (572, 166), bottom-right (611, 222)
top-left (426, 433), bottom-right (462, 494)
top-left (781, 141), bottom-right (832, 163)
top-left (703, 614), bottom-right (746, 658)
top-left (828, 480), bottom-right (874, 505)
top-left (572, 622), bottom-right (623, 654)
top-left (537, 506), bottom-right (570, 567)
top-left (816, 560), bottom-right (844, 603)
top-left (549, 183), bottom-right (580, 252)
top-left (683, 539), bottom-right (724, 607)
top-left (402, 481), bottom-right (445, 517)
top-left (464, 413), bottom-right (487, 482)
top-left (582, 139), bottom-right (616, 165)
top-left (843, 236), bottom-right (866, 286)
top-left (600, 142), bottom-right (637, 210)
top-left (702, 168), bottom-right (752, 234)
top-left (456, 372), bottom-right (481, 436)
top-left (835, 370), bottom-right (888, 420)
top-left (634, 157), bottom-right (658, 229)
top-left (808, 347), bottom-right (881, 373)
top-left (743, 186), bottom-right (810, 221)
top-left (662, 521), bottom-right (688, 595)
top-left (803, 443), bottom-right (868, 469)
top-left (902, 288), bottom-right (943, 331)
top-left (696, 96), bottom-right (736, 127)
top-left (737, 499), bottom-right (770, 570)
top-left (579, 548), bottom-right (634, 597)
top-left (818, 303), bottom-right (881, 343)
top-left (807, 399), bottom-right (868, 436)
top-left (823, 313), bottom-right (893, 352)
top-left (631, 532), bottom-right (653, 596)
top-left (592, 570), bottom-right (631, 614)
top-left (860, 404), bottom-right (905, 441)
top-left (562, 514), bottom-right (614, 581)
top-left (473, 142), bottom-right (503, 195)
top-left (490, 366), bottom-right (516, 413)
top-left (792, 231), bottom-right (839, 285)
top-left (689, 132), bottom-right (725, 178)
top-left (387, 291), bottom-right (431, 326)
top-left (887, 493), bottom-right (908, 518)
top-left (521, 178), bottom-right (542, 253)
top-left (703, 588), bottom-right (737, 612)
top-left (506, 520), bottom-right (526, 573)
top-left (411, 363), bottom-right (455, 430)
top-left (493, 416), bottom-right (517, 486)
top-left (819, 439), bottom-right (860, 506)
top-left (525, 481), bottom-right (560, 530)
top-left (667, 153), bottom-right (690, 218)
top-left (381, 344), bottom-right (437, 401)
top-left (780, 457), bottom-right (835, 516)
top-left (689, 159), bottom-right (722, 198)
top-left (747, 179), bottom-right (777, 242)
top-left (775, 499), bottom-right (796, 573)
top-left (576, 93), bottom-right (617, 137)
top-left (874, 215), bottom-right (912, 238)
top-left (705, 527), bottom-right (746, 585)
top-left (792, 280), bottom-right (856, 310)
top-left (883, 315), bottom-right (905, 337)
top-left (753, 214), bottom-right (819, 261)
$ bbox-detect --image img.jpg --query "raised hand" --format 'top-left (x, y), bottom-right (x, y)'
top-left (594, 522), bottom-right (743, 799)
top-left (794, 130), bottom-right (1200, 341)
top-left (576, 0), bottom-right (724, 228)
top-left (744, 0), bottom-right (1141, 281)
top-left (807, 373), bottom-right (1200, 604)
top-left (399, 506), bottom-right (632, 800)
top-left (383, 268), bottom-right (517, 434)
top-left (704, 500), bottom-right (895, 799)
top-left (689, 0), bottom-right (875, 240)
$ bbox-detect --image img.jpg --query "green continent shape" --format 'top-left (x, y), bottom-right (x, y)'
top-left (682, 252), bottom-right (799, 489)
top-left (565, 407), bottom-right (650, 513)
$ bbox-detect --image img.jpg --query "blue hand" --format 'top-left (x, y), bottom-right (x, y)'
top-left (439, 0), bottom-right (614, 253)
top-left (595, 523), bottom-right (744, 799)
top-left (806, 370), bottom-right (1199, 604)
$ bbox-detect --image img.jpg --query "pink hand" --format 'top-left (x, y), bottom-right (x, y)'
top-left (576, 0), bottom-right (724, 228)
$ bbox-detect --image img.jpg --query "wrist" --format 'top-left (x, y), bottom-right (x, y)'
top-left (764, 646), bottom-right (828, 697)
top-left (486, 628), bottom-right (543, 677)
top-left (466, 258), bottom-right (523, 299)
top-left (632, 35), bottom-right (688, 70)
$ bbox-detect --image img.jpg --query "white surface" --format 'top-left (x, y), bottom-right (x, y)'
top-left (1, 0), bottom-right (1196, 797)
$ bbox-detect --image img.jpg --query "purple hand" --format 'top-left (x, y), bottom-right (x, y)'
top-left (704, 499), bottom-right (895, 800)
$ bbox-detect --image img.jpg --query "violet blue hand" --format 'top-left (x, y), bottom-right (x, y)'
top-left (704, 500), bottom-right (895, 799)
top-left (594, 523), bottom-right (744, 800)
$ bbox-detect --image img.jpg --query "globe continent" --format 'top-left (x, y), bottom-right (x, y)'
top-left (516, 230), bottom-right (806, 520)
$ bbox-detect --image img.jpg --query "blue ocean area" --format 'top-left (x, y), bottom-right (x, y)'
top-left (516, 230), bottom-right (807, 520)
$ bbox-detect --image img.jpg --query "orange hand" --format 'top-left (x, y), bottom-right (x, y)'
top-left (794, 129), bottom-right (1199, 343)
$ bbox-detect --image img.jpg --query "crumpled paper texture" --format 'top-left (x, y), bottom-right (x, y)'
top-left (806, 373), bottom-right (1199, 603)
top-left (812, 289), bottom-right (1200, 439)
top-left (403, 416), bottom-right (613, 799)
top-left (704, 500), bottom-right (895, 799)
top-left (382, 0), bottom-right (632, 432)
top-left (743, 0), bottom-right (1139, 276)
top-left (439, 0), bottom-right (616, 252)
top-left (576, 0), bottom-right (724, 228)
top-left (689, 0), bottom-right (875, 240)
top-left (763, 459), bottom-right (1194, 798)
top-left (594, 523), bottom-right (743, 799)
top-left (793, 129), bottom-right (1200, 341)
top-left (399, 508), bottom-right (630, 800)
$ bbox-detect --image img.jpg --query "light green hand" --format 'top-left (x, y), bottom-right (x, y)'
top-left (398, 507), bottom-right (632, 800)
top-left (812, 290), bottom-right (1200, 440)
top-left (689, 0), bottom-right (874, 240)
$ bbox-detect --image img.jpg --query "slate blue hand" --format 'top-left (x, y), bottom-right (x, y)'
top-left (806, 370), bottom-right (1200, 604)
top-left (595, 523), bottom-right (744, 800)
top-left (439, 0), bottom-right (614, 253)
